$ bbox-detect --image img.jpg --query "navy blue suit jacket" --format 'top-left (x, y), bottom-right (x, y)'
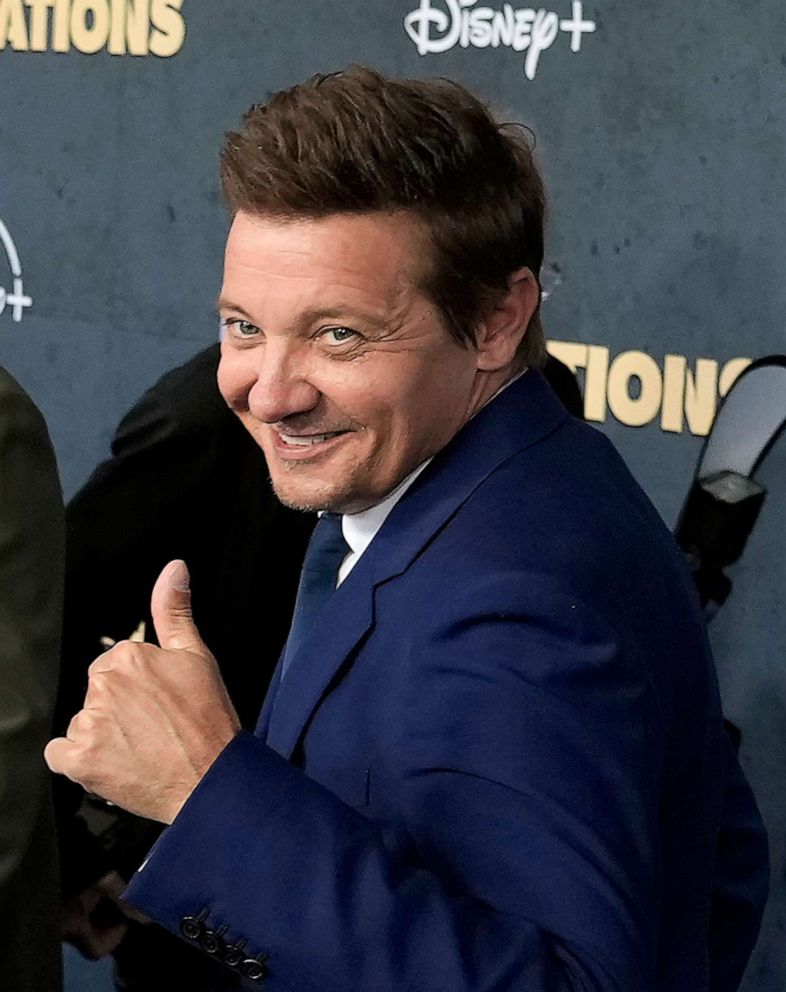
top-left (126, 371), bottom-right (767, 991)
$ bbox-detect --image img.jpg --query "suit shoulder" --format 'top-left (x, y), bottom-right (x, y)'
top-left (424, 416), bottom-right (697, 635)
top-left (113, 344), bottom-right (233, 450)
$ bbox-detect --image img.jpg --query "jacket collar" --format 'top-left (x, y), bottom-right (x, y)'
top-left (264, 370), bottom-right (568, 758)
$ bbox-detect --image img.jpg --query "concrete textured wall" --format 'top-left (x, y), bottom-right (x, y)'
top-left (1, 2), bottom-right (783, 988)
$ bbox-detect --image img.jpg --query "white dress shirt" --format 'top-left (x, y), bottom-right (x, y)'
top-left (337, 461), bottom-right (431, 586)
top-left (334, 369), bottom-right (527, 586)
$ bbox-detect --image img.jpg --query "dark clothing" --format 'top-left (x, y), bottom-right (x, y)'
top-left (0, 368), bottom-right (64, 992)
top-left (56, 344), bottom-right (316, 894)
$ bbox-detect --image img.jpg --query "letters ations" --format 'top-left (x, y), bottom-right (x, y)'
top-left (0, 0), bottom-right (185, 57)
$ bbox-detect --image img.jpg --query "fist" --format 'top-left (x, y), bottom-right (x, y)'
top-left (45, 560), bottom-right (240, 824)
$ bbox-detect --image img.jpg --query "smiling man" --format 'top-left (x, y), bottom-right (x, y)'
top-left (217, 210), bottom-right (537, 514)
top-left (46, 68), bottom-right (767, 992)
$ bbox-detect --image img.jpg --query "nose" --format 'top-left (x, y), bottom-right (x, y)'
top-left (220, 338), bottom-right (321, 424)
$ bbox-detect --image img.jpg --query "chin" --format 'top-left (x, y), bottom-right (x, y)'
top-left (269, 473), bottom-right (368, 514)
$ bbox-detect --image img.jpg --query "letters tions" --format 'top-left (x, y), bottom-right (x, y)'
top-left (404, 0), bottom-right (596, 80)
top-left (548, 341), bottom-right (750, 437)
top-left (0, 0), bottom-right (185, 57)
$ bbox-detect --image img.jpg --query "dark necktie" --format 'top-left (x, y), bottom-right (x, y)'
top-left (280, 513), bottom-right (350, 677)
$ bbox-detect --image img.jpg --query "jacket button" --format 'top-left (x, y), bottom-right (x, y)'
top-left (199, 929), bottom-right (225, 955)
top-left (179, 916), bottom-right (204, 941)
top-left (241, 958), bottom-right (269, 982)
top-left (223, 942), bottom-right (246, 968)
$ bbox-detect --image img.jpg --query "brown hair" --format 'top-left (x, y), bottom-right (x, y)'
top-left (220, 67), bottom-right (546, 367)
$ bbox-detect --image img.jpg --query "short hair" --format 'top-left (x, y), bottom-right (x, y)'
top-left (220, 66), bottom-right (547, 367)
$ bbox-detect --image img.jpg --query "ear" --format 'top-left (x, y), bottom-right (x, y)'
top-left (475, 268), bottom-right (540, 372)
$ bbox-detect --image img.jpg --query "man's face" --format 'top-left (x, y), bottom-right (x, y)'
top-left (217, 211), bottom-right (488, 514)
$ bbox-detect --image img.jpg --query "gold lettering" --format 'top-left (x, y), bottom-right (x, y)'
top-left (0, 0), bottom-right (29, 51)
top-left (70, 0), bottom-right (109, 53)
top-left (51, 0), bottom-right (70, 49)
top-left (3, 0), bottom-right (186, 55)
top-left (546, 340), bottom-right (588, 375)
top-left (148, 0), bottom-right (183, 57)
top-left (607, 350), bottom-right (662, 427)
top-left (110, 0), bottom-right (150, 56)
top-left (108, 0), bottom-right (125, 54)
top-left (584, 344), bottom-right (609, 422)
top-left (543, 342), bottom-right (753, 436)
top-left (661, 354), bottom-right (686, 433)
top-left (683, 358), bottom-right (718, 436)
top-left (25, 0), bottom-right (53, 50)
top-left (719, 357), bottom-right (751, 396)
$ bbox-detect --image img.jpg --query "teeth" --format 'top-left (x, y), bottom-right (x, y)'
top-left (280, 433), bottom-right (335, 446)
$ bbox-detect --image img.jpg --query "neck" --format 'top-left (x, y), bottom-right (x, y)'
top-left (464, 362), bottom-right (527, 422)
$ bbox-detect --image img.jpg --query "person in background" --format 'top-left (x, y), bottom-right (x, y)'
top-left (0, 366), bottom-right (64, 992)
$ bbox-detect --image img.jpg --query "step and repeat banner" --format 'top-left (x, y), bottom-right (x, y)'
top-left (1, 2), bottom-right (784, 987)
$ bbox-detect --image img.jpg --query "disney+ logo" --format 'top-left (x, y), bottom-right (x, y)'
top-left (404, 0), bottom-right (596, 80)
top-left (0, 218), bottom-right (32, 323)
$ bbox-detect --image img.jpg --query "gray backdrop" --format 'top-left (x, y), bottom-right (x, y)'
top-left (1, 2), bottom-right (784, 988)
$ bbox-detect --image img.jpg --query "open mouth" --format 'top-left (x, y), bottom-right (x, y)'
top-left (277, 431), bottom-right (347, 447)
top-left (271, 428), bottom-right (353, 458)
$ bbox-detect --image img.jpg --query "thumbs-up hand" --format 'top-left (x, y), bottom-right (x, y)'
top-left (45, 560), bottom-right (240, 824)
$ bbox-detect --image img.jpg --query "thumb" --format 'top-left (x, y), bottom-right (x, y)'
top-left (150, 560), bottom-right (207, 653)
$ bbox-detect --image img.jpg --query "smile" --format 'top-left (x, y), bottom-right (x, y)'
top-left (279, 432), bottom-right (343, 446)
top-left (271, 429), bottom-right (352, 459)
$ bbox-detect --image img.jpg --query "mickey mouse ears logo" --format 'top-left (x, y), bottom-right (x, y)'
top-left (0, 218), bottom-right (33, 323)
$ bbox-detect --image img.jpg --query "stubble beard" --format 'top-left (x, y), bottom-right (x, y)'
top-left (266, 458), bottom-right (369, 514)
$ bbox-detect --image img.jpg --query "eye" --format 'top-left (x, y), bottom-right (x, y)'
top-left (221, 317), bottom-right (260, 340)
top-left (321, 326), bottom-right (360, 347)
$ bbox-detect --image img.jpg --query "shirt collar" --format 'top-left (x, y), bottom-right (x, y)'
top-left (337, 368), bottom-right (528, 556)
top-left (341, 459), bottom-right (431, 561)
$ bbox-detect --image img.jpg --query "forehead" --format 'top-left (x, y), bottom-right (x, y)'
top-left (222, 211), bottom-right (431, 311)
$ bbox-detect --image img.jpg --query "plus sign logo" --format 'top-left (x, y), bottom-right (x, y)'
top-left (559, 1), bottom-right (595, 53)
top-left (404, 0), bottom-right (596, 80)
top-left (0, 218), bottom-right (33, 324)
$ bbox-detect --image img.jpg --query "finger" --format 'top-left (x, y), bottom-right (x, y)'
top-left (43, 736), bottom-right (76, 777)
top-left (150, 559), bottom-right (206, 653)
top-left (75, 921), bottom-right (129, 961)
top-left (66, 708), bottom-right (95, 741)
top-left (116, 901), bottom-right (151, 926)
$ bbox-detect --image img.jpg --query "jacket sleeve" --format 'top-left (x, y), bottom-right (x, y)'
top-left (0, 379), bottom-right (63, 906)
top-left (124, 581), bottom-right (669, 992)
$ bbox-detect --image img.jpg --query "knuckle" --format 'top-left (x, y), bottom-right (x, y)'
top-left (89, 640), bottom-right (146, 679)
top-left (68, 709), bottom-right (97, 737)
top-left (88, 651), bottom-right (115, 678)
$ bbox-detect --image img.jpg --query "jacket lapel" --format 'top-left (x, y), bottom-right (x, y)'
top-left (264, 550), bottom-right (376, 757)
top-left (255, 654), bottom-right (284, 737)
top-left (264, 371), bottom-right (567, 760)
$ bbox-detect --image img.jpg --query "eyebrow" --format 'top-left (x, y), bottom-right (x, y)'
top-left (215, 297), bottom-right (253, 319)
